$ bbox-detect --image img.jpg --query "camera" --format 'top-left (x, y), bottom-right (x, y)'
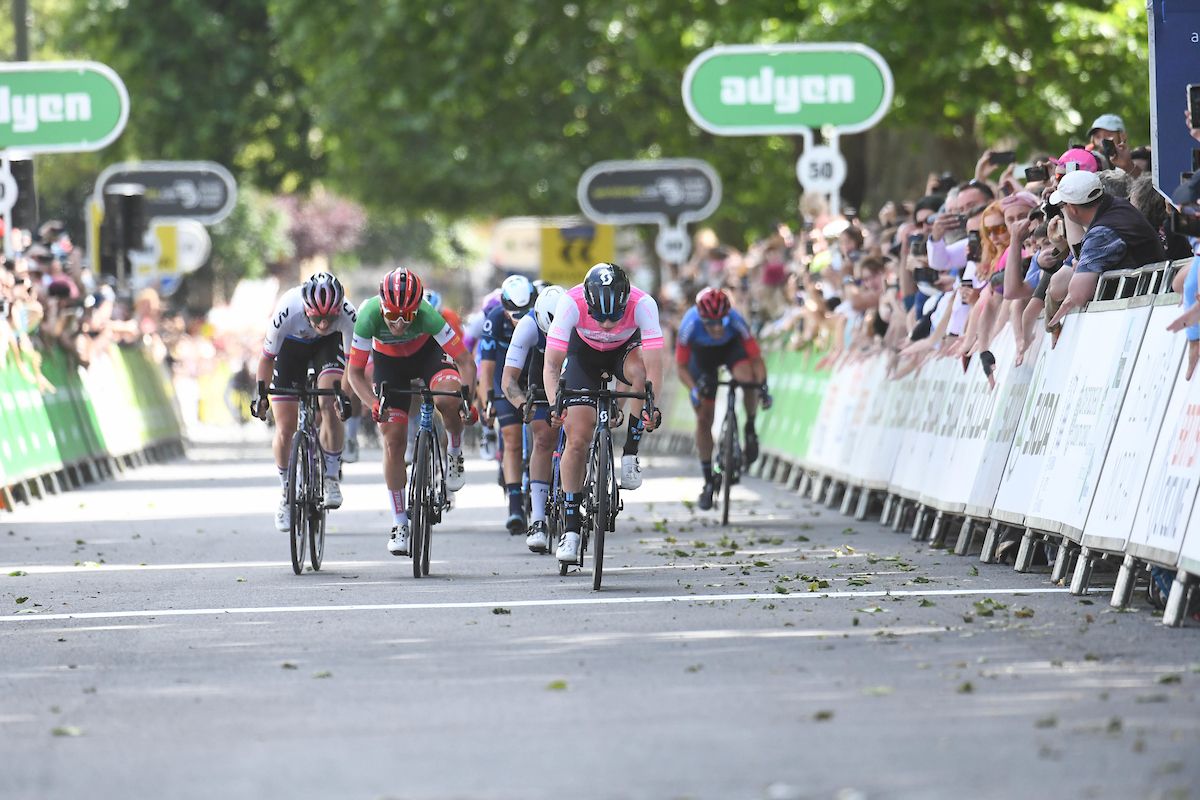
top-left (967, 230), bottom-right (982, 263)
top-left (1024, 165), bottom-right (1050, 183)
top-left (1039, 200), bottom-right (1063, 221)
top-left (913, 267), bottom-right (939, 285)
top-left (908, 233), bottom-right (928, 257)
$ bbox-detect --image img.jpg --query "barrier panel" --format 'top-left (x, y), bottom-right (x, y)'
top-left (0, 341), bottom-right (184, 507)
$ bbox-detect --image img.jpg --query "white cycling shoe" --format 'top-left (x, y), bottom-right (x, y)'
top-left (388, 524), bottom-right (411, 556)
top-left (620, 454), bottom-right (642, 490)
top-left (446, 453), bottom-right (467, 492)
top-left (556, 531), bottom-right (582, 563)
top-left (275, 494), bottom-right (291, 532)
top-left (323, 477), bottom-right (343, 509)
top-left (526, 521), bottom-right (550, 553)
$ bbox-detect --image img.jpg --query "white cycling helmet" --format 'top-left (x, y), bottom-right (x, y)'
top-left (500, 274), bottom-right (536, 317)
top-left (533, 284), bottom-right (565, 334)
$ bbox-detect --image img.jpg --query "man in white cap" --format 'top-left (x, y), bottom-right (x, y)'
top-left (1047, 169), bottom-right (1166, 326)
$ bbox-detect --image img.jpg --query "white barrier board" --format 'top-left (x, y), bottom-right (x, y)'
top-left (846, 357), bottom-right (901, 487)
top-left (990, 315), bottom-right (1084, 525)
top-left (917, 356), bottom-right (972, 510)
top-left (889, 360), bottom-right (942, 497)
top-left (964, 326), bottom-right (1045, 516)
top-left (1081, 301), bottom-right (1186, 553)
top-left (1024, 303), bottom-right (1151, 538)
top-left (1125, 337), bottom-right (1200, 567)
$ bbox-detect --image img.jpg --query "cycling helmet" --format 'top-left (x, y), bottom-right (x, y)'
top-left (424, 288), bottom-right (443, 312)
top-left (500, 274), bottom-right (536, 318)
top-left (379, 267), bottom-right (424, 319)
top-left (582, 262), bottom-right (630, 322)
top-left (481, 288), bottom-right (503, 315)
top-left (301, 272), bottom-right (344, 317)
top-left (695, 287), bottom-right (731, 320)
top-left (532, 278), bottom-right (550, 294)
top-left (533, 284), bottom-right (565, 334)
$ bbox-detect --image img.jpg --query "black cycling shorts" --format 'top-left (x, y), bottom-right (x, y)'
top-left (372, 337), bottom-right (459, 392)
top-left (271, 333), bottom-right (345, 396)
top-left (559, 330), bottom-right (642, 408)
top-left (686, 339), bottom-right (750, 399)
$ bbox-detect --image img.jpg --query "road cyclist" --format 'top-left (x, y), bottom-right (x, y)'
top-left (252, 272), bottom-right (357, 533)
top-left (674, 287), bottom-right (772, 511)
top-left (542, 262), bottom-right (664, 565)
top-left (478, 275), bottom-right (539, 535)
top-left (345, 267), bottom-right (478, 558)
top-left (501, 283), bottom-right (566, 553)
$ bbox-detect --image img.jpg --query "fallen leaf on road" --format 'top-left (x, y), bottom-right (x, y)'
top-left (862, 686), bottom-right (893, 697)
top-left (51, 726), bottom-right (83, 737)
top-left (281, 662), bottom-right (298, 670)
top-left (1013, 607), bottom-right (1035, 619)
top-left (918, 599), bottom-right (936, 607)
top-left (969, 566), bottom-right (979, 576)
top-left (313, 671), bottom-right (333, 679)
top-left (15, 597), bottom-right (28, 604)
top-left (546, 680), bottom-right (568, 691)
top-left (813, 710), bottom-right (834, 721)
top-left (8, 571), bottom-right (25, 577)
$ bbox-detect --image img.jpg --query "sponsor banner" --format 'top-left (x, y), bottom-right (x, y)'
top-left (964, 327), bottom-right (1045, 515)
top-left (1125, 336), bottom-right (1200, 566)
top-left (1024, 304), bottom-right (1151, 537)
top-left (991, 315), bottom-right (1084, 524)
top-left (1081, 301), bottom-right (1186, 553)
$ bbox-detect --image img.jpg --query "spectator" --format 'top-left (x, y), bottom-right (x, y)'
top-left (1047, 170), bottom-right (1167, 326)
top-left (1130, 174), bottom-right (1194, 261)
top-left (1085, 113), bottom-right (1138, 176)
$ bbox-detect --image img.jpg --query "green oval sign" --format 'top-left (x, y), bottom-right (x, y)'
top-left (682, 44), bottom-right (893, 135)
top-left (0, 61), bottom-right (129, 154)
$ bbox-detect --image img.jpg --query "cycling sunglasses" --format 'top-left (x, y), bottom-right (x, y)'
top-left (382, 306), bottom-right (417, 323)
top-left (588, 308), bottom-right (623, 323)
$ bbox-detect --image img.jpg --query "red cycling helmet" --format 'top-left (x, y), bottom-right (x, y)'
top-left (379, 268), bottom-right (424, 320)
top-left (696, 287), bottom-right (731, 320)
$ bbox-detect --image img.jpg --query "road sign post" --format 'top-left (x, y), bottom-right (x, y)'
top-left (94, 161), bottom-right (237, 225)
top-left (682, 43), bottom-right (892, 214)
top-left (577, 158), bottom-right (721, 267)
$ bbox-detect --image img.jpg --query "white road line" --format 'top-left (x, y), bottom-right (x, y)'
top-left (0, 560), bottom-right (393, 575)
top-left (0, 586), bottom-right (1076, 624)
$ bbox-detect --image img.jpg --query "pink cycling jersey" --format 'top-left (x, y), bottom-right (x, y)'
top-left (546, 285), bottom-right (664, 353)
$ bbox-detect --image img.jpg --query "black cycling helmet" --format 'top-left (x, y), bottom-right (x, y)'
top-left (582, 262), bottom-right (631, 322)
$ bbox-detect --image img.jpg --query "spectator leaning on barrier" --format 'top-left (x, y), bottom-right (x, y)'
top-left (1047, 170), bottom-right (1167, 327)
top-left (1131, 174), bottom-right (1195, 261)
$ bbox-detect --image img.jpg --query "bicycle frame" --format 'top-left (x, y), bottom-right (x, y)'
top-left (714, 378), bottom-right (765, 526)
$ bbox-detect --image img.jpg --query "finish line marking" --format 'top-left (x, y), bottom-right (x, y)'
top-left (0, 586), bottom-right (1077, 624)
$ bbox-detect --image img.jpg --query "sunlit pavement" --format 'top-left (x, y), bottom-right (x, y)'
top-left (1, 429), bottom-right (1197, 800)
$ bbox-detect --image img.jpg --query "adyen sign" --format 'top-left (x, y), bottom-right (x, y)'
top-left (0, 62), bottom-right (129, 153)
top-left (682, 44), bottom-right (893, 136)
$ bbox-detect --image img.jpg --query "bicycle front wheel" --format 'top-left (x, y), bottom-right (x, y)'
top-left (309, 440), bottom-right (326, 571)
top-left (287, 431), bottom-right (309, 575)
top-left (410, 431), bottom-right (432, 578)
top-left (419, 432), bottom-right (435, 576)
top-left (720, 408), bottom-right (737, 527)
top-left (592, 433), bottom-right (612, 590)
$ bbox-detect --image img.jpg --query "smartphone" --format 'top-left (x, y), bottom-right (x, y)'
top-left (908, 233), bottom-right (927, 257)
top-left (1189, 84), bottom-right (1200, 127)
top-left (1101, 138), bottom-right (1118, 161)
top-left (989, 151), bottom-right (1016, 166)
top-left (913, 267), bottom-right (939, 285)
top-left (1025, 165), bottom-right (1050, 183)
top-left (967, 230), bottom-right (982, 262)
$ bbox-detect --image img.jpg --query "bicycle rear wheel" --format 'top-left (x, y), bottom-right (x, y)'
top-left (287, 432), bottom-right (309, 575)
top-left (720, 408), bottom-right (737, 527)
top-left (309, 442), bottom-right (327, 571)
top-left (592, 433), bottom-right (611, 590)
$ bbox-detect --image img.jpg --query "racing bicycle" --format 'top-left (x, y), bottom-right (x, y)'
top-left (552, 378), bottom-right (657, 590)
top-left (376, 381), bottom-right (470, 578)
top-left (254, 377), bottom-right (351, 575)
top-left (714, 379), bottom-right (767, 527)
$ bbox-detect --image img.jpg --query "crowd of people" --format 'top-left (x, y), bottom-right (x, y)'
top-left (665, 111), bottom-right (1200, 387)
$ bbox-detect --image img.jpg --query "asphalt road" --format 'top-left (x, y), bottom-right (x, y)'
top-left (1, 427), bottom-right (1197, 800)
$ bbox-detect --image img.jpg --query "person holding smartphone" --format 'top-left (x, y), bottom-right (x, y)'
top-left (1085, 113), bottom-right (1138, 176)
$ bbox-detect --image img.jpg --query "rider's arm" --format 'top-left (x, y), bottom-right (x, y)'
top-left (633, 293), bottom-right (666, 400)
top-left (543, 347), bottom-right (566, 408)
top-left (730, 309), bottom-right (767, 385)
top-left (431, 321), bottom-right (477, 400)
top-left (502, 316), bottom-right (536, 408)
top-left (543, 292), bottom-right (579, 408)
top-left (346, 304), bottom-right (376, 406)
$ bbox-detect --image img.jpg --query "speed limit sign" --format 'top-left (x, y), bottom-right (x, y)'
top-left (796, 145), bottom-right (847, 194)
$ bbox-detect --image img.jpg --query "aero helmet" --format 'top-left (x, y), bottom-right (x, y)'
top-left (533, 284), bottom-right (566, 334)
top-left (582, 262), bottom-right (631, 322)
top-left (500, 274), bottom-right (536, 318)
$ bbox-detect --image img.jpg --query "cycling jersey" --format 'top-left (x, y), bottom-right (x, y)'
top-left (262, 286), bottom-right (357, 360)
top-left (674, 306), bottom-right (761, 366)
top-left (441, 307), bottom-right (464, 340)
top-left (504, 313), bottom-right (547, 391)
top-left (546, 285), bottom-right (664, 353)
top-left (349, 296), bottom-right (466, 368)
top-left (480, 305), bottom-right (517, 385)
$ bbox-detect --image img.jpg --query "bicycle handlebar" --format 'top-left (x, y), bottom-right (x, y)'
top-left (253, 380), bottom-right (352, 421)
top-left (716, 379), bottom-right (767, 390)
top-left (375, 380), bottom-right (472, 421)
top-left (552, 380), bottom-right (656, 422)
